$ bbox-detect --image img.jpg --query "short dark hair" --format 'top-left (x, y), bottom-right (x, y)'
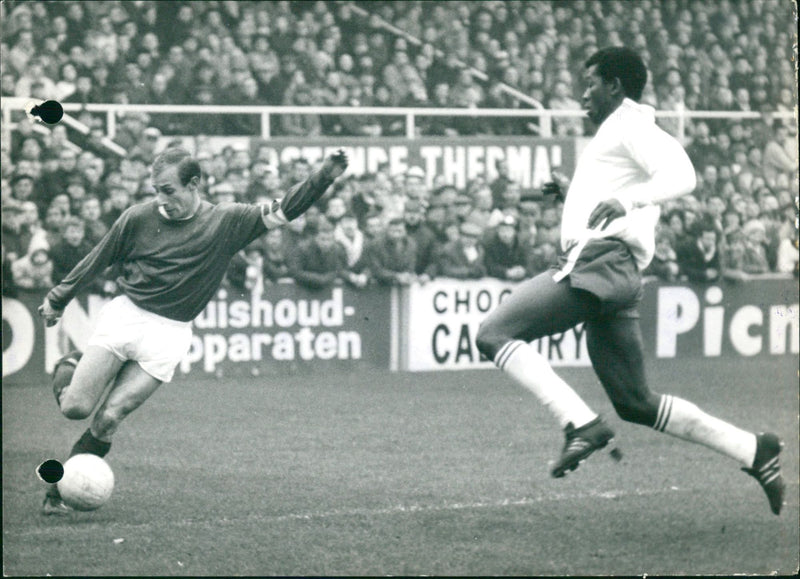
top-left (151, 147), bottom-right (201, 186)
top-left (585, 47), bottom-right (647, 101)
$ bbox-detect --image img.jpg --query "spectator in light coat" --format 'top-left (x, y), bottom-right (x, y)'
top-left (334, 213), bottom-right (366, 269)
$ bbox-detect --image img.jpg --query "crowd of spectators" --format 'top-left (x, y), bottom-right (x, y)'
top-left (1, 0), bottom-right (798, 298)
top-left (1, 0), bottom-right (796, 136)
top-left (2, 128), bottom-right (797, 300)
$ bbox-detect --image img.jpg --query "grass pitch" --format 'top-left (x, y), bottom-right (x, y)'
top-left (3, 356), bottom-right (798, 576)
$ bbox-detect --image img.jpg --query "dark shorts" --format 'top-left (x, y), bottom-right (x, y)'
top-left (551, 237), bottom-right (643, 319)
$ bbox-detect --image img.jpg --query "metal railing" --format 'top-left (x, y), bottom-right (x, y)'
top-left (2, 96), bottom-right (796, 152)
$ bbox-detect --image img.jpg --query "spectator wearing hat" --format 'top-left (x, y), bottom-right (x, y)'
top-left (516, 192), bottom-right (543, 235)
top-left (427, 221), bottom-right (487, 280)
top-left (405, 166), bottom-right (428, 202)
top-left (403, 198), bottom-right (436, 275)
top-left (365, 217), bottom-right (419, 286)
top-left (421, 195), bottom-right (450, 248)
top-left (483, 214), bottom-right (527, 281)
top-left (289, 217), bottom-right (368, 290)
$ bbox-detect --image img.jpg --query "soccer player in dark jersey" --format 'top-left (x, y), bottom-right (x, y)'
top-left (475, 47), bottom-right (785, 515)
top-left (38, 146), bottom-right (348, 514)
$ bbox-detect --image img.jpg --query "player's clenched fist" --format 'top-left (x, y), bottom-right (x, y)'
top-left (38, 298), bottom-right (62, 327)
top-left (321, 149), bottom-right (348, 180)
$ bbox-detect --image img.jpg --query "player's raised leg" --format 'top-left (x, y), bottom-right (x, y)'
top-left (476, 273), bottom-right (616, 476)
top-left (43, 346), bottom-right (127, 515)
top-left (43, 360), bottom-right (163, 515)
top-left (586, 315), bottom-right (785, 515)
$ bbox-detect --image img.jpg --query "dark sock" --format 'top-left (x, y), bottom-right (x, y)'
top-left (69, 428), bottom-right (112, 458)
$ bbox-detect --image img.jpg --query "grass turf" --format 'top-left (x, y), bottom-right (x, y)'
top-left (3, 356), bottom-right (798, 576)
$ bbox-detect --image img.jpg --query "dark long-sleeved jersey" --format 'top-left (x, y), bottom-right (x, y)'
top-left (47, 171), bottom-right (334, 322)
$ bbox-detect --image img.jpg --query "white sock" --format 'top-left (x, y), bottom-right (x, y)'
top-left (495, 340), bottom-right (597, 429)
top-left (654, 395), bottom-right (757, 467)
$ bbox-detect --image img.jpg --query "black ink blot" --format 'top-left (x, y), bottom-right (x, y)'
top-left (37, 459), bottom-right (64, 484)
top-left (30, 100), bottom-right (64, 124)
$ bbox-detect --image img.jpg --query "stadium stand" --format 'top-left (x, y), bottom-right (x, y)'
top-left (1, 0), bottom-right (797, 294)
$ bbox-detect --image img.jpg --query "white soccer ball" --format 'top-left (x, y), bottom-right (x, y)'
top-left (57, 454), bottom-right (115, 511)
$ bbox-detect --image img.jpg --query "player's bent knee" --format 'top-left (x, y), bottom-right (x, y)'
top-left (60, 398), bottom-right (94, 420)
top-left (475, 322), bottom-right (506, 361)
top-left (612, 397), bottom-right (659, 426)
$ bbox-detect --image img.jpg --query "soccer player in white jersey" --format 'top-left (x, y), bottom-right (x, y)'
top-left (38, 146), bottom-right (348, 514)
top-left (475, 47), bottom-right (785, 515)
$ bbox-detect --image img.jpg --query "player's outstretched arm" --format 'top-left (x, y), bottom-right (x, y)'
top-left (280, 149), bottom-right (348, 221)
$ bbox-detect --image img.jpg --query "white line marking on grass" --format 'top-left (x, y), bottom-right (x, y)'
top-left (8, 486), bottom-right (693, 536)
top-left (265, 486), bottom-right (692, 523)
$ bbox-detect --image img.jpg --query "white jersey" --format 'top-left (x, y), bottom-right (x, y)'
top-left (561, 98), bottom-right (696, 270)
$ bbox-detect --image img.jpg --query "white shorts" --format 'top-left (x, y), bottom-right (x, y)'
top-left (88, 295), bottom-right (193, 382)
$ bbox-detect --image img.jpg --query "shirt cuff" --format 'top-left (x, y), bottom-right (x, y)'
top-left (261, 199), bottom-right (289, 228)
